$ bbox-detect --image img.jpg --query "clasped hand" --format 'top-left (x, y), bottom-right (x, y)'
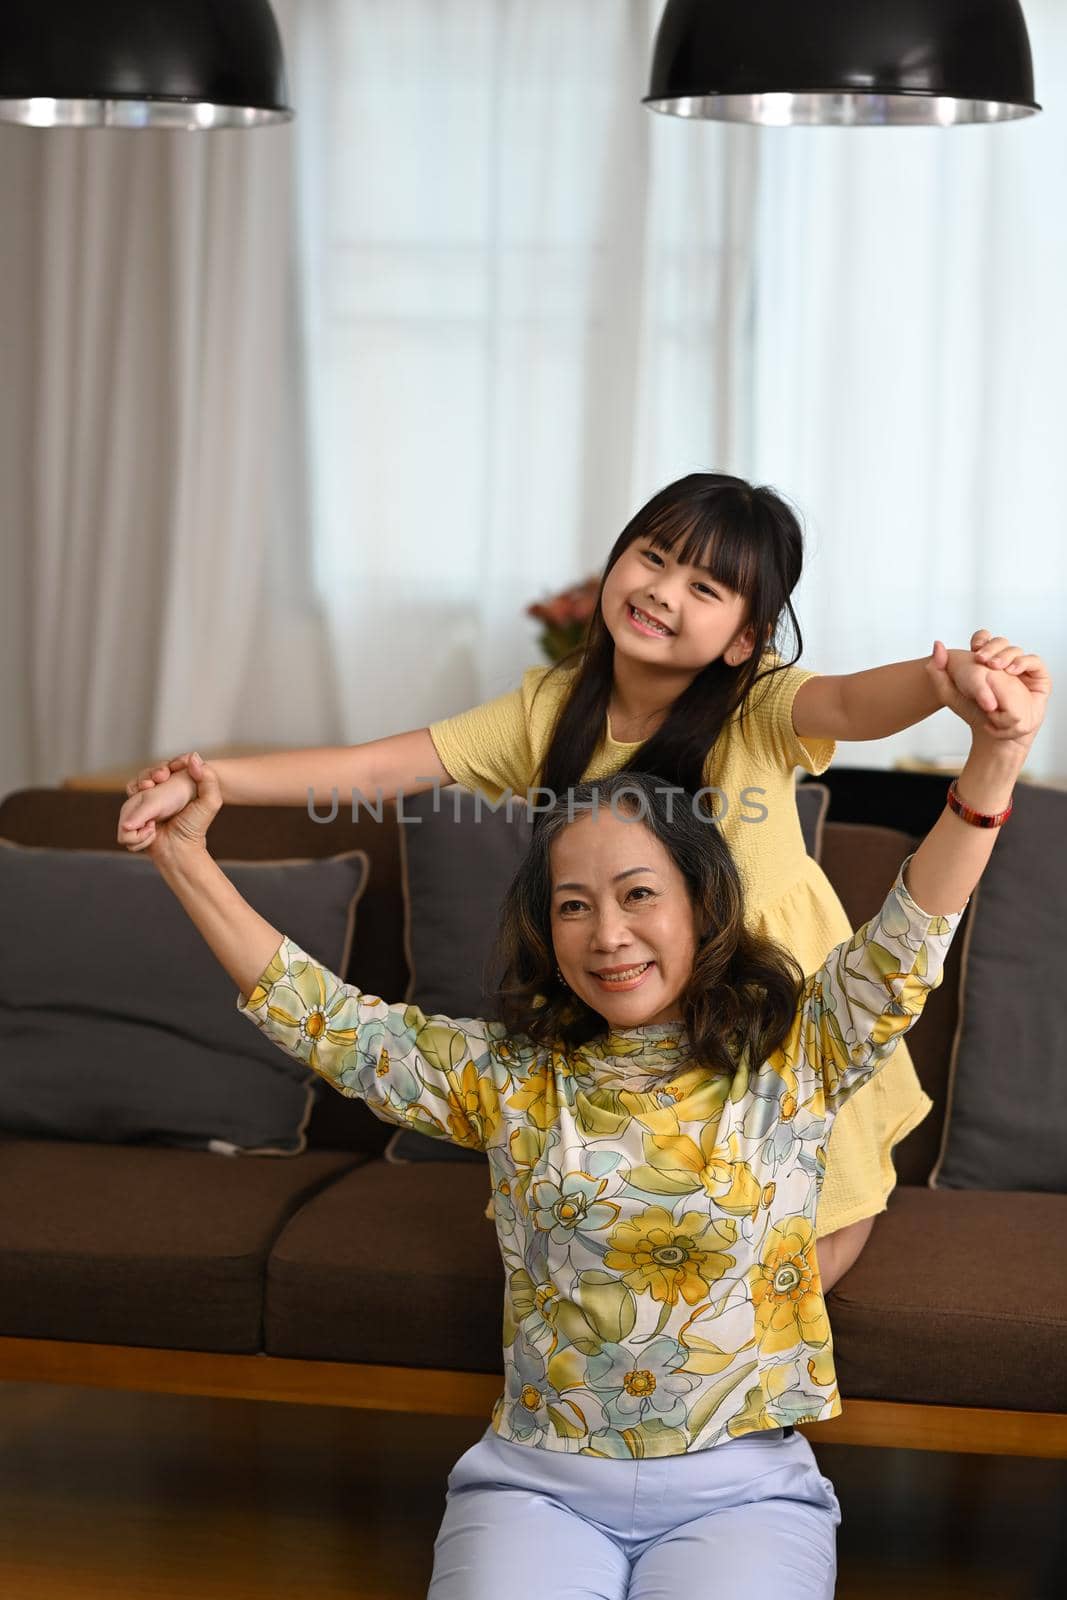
top-left (118, 751), bottom-right (222, 863)
top-left (929, 630), bottom-right (1051, 753)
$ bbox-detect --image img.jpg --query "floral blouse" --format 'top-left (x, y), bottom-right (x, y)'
top-left (236, 858), bottom-right (962, 1458)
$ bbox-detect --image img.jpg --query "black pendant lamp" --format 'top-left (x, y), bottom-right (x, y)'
top-left (645, 0), bottom-right (1040, 126)
top-left (0, 0), bottom-right (292, 129)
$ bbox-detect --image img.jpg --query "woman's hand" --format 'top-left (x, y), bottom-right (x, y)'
top-left (929, 639), bottom-right (1050, 754)
top-left (138, 753), bottom-right (223, 868)
top-left (118, 769), bottom-right (200, 852)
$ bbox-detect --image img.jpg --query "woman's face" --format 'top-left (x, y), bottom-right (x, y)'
top-left (599, 536), bottom-right (756, 675)
top-left (549, 808), bottom-right (701, 1029)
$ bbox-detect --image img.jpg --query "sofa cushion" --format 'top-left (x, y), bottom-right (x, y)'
top-left (0, 789), bottom-right (411, 1161)
top-left (399, 785), bottom-right (532, 1019)
top-left (827, 1186), bottom-right (1067, 1411)
top-left (0, 1139), bottom-right (359, 1352)
top-left (388, 786), bottom-right (530, 1167)
top-left (0, 839), bottom-right (366, 1154)
top-left (264, 1160), bottom-right (505, 1372)
top-left (930, 783), bottom-right (1067, 1193)
top-left (794, 779), bottom-right (830, 861)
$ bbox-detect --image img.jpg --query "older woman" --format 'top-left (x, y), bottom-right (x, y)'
top-left (139, 643), bottom-right (1047, 1599)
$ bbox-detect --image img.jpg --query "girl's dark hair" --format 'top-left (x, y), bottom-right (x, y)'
top-left (538, 472), bottom-right (805, 805)
top-left (492, 772), bottom-right (804, 1071)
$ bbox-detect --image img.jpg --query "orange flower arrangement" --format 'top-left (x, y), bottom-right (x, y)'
top-left (526, 575), bottom-right (601, 663)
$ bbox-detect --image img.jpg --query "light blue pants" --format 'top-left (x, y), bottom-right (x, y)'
top-left (427, 1423), bottom-right (841, 1599)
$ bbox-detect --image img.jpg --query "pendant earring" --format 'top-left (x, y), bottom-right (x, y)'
top-left (555, 965), bottom-right (569, 989)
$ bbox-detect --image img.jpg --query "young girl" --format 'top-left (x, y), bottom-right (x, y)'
top-left (117, 473), bottom-right (1040, 1290)
top-left (141, 645), bottom-right (1046, 1598)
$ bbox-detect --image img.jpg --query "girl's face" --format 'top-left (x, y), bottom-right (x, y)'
top-left (549, 809), bottom-right (701, 1029)
top-left (600, 538), bottom-right (757, 674)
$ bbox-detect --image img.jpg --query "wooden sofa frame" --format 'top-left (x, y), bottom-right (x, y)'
top-left (2, 1338), bottom-right (1064, 1460)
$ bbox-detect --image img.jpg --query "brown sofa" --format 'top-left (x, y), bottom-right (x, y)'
top-left (1, 783), bottom-right (1064, 1459)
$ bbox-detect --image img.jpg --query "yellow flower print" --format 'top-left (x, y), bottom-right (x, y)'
top-left (624, 1368), bottom-right (657, 1397)
top-left (631, 1127), bottom-right (759, 1219)
top-left (796, 976), bottom-right (849, 1100)
top-left (604, 1205), bottom-right (736, 1307)
top-left (506, 1062), bottom-right (557, 1129)
top-left (726, 1363), bottom-right (796, 1437)
top-left (599, 1033), bottom-right (681, 1060)
top-left (703, 1146), bottom-right (763, 1221)
top-left (748, 1217), bottom-right (830, 1355)
top-left (765, 1018), bottom-right (801, 1106)
top-left (446, 1058), bottom-right (502, 1148)
top-left (258, 956), bottom-right (359, 1074)
top-left (507, 1125), bottom-right (550, 1208)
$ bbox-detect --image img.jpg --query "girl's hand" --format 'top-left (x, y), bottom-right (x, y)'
top-left (139, 753), bottom-right (223, 867)
top-left (118, 769), bottom-right (200, 852)
top-left (969, 629), bottom-right (1048, 695)
top-left (927, 640), bottom-right (1049, 754)
top-left (125, 752), bottom-right (194, 795)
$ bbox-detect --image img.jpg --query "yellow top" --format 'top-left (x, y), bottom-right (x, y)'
top-left (428, 662), bottom-right (933, 1235)
top-left (430, 662), bottom-right (833, 919)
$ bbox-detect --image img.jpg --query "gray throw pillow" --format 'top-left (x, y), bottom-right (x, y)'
top-left (388, 787), bottom-right (530, 1164)
top-left (929, 782), bottom-right (1067, 1193)
top-left (796, 780), bottom-right (830, 861)
top-left (386, 782), bottom-right (830, 1164)
top-left (400, 786), bottom-right (532, 1019)
top-left (0, 840), bottom-right (367, 1155)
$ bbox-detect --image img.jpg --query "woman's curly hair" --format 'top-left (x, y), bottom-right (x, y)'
top-left (490, 772), bottom-right (804, 1073)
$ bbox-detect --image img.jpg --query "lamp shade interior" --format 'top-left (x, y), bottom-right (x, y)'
top-left (0, 0), bottom-right (293, 129)
top-left (645, 0), bottom-right (1040, 126)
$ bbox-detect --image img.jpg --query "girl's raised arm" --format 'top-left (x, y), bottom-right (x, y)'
top-left (792, 629), bottom-right (1045, 746)
top-left (118, 727), bottom-right (454, 851)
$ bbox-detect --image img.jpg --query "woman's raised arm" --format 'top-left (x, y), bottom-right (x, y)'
top-left (147, 754), bottom-right (284, 998)
top-left (145, 754), bottom-right (507, 1152)
top-left (902, 640), bottom-right (1050, 915)
top-left (787, 641), bottom-right (1050, 1117)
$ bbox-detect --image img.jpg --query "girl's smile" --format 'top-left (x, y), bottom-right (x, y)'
top-left (627, 603), bottom-right (675, 638)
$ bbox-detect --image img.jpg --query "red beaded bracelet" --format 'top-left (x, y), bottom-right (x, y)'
top-left (946, 778), bottom-right (1014, 829)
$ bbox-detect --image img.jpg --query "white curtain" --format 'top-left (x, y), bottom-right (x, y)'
top-left (747, 0), bottom-right (1067, 778)
top-left (3, 0), bottom-right (1064, 792)
top-left (288, 0), bottom-right (760, 740)
top-left (0, 123), bottom-right (292, 793)
top-left (0, 61), bottom-right (331, 797)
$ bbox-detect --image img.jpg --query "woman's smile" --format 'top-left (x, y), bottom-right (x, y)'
top-left (591, 959), bottom-right (655, 991)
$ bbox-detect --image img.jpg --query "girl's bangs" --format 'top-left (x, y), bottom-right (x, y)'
top-left (645, 502), bottom-right (758, 599)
